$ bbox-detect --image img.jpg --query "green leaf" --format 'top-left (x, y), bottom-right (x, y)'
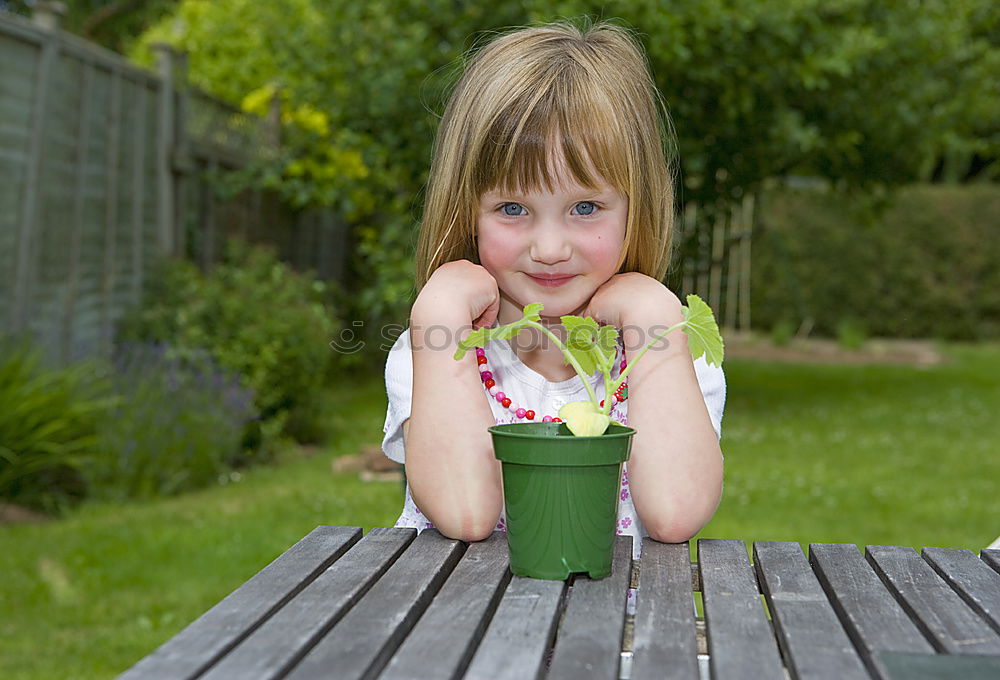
top-left (561, 316), bottom-right (618, 376)
top-left (681, 295), bottom-right (725, 366)
top-left (453, 303), bottom-right (545, 360)
top-left (597, 325), bottom-right (619, 360)
top-left (561, 316), bottom-right (600, 375)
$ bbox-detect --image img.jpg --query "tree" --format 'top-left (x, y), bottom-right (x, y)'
top-left (131, 0), bottom-right (999, 326)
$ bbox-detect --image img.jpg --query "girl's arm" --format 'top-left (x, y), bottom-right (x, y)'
top-left (403, 261), bottom-right (504, 541)
top-left (583, 273), bottom-right (723, 542)
top-left (623, 297), bottom-right (724, 543)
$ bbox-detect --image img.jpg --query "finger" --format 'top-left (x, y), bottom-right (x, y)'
top-left (473, 296), bottom-right (500, 330)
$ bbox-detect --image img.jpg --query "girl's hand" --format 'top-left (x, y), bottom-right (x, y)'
top-left (582, 273), bottom-right (681, 329)
top-left (412, 260), bottom-right (501, 329)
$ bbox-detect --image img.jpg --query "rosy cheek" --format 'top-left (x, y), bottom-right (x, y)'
top-left (476, 222), bottom-right (517, 273)
top-left (582, 236), bottom-right (624, 272)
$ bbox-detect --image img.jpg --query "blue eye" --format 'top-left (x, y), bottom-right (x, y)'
top-left (501, 203), bottom-right (526, 216)
top-left (573, 201), bottom-right (597, 216)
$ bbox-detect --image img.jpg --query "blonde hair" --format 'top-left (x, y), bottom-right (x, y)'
top-left (415, 19), bottom-right (676, 291)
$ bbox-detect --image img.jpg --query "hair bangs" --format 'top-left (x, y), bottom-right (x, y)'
top-left (473, 67), bottom-right (627, 198)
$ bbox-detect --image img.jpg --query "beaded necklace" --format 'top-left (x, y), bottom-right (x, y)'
top-left (475, 344), bottom-right (629, 421)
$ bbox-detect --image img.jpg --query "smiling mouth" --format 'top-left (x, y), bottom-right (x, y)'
top-left (526, 274), bottom-right (576, 287)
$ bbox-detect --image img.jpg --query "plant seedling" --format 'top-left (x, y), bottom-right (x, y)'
top-left (455, 295), bottom-right (725, 436)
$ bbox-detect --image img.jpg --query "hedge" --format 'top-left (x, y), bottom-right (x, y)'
top-left (750, 184), bottom-right (1000, 340)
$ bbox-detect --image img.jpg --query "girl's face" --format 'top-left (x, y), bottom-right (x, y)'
top-left (476, 156), bottom-right (627, 324)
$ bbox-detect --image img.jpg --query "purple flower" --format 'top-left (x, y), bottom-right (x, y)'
top-left (620, 517), bottom-right (632, 530)
top-left (620, 489), bottom-right (630, 501)
top-left (424, 521), bottom-right (435, 529)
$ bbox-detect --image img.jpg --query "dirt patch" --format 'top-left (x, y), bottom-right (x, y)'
top-left (723, 332), bottom-right (944, 366)
top-left (332, 444), bottom-right (404, 482)
top-left (0, 503), bottom-right (51, 526)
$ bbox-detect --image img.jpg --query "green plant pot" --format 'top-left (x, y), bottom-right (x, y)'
top-left (488, 421), bottom-right (635, 580)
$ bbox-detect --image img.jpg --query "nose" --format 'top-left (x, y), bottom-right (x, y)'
top-left (529, 222), bottom-right (571, 264)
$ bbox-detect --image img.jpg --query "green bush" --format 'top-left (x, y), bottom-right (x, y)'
top-left (118, 242), bottom-right (341, 442)
top-left (0, 340), bottom-right (112, 512)
top-left (751, 184), bottom-right (1000, 340)
top-left (88, 343), bottom-right (258, 500)
top-left (836, 317), bottom-right (868, 350)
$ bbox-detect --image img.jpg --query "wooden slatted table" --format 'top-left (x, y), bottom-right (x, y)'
top-left (120, 526), bottom-right (1000, 680)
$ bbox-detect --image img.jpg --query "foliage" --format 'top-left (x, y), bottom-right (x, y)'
top-left (117, 242), bottom-right (341, 442)
top-left (752, 184), bottom-right (1000, 340)
top-left (89, 344), bottom-right (257, 501)
top-left (0, 340), bottom-right (113, 512)
top-left (128, 1), bottom-right (999, 328)
top-left (130, 0), bottom-right (523, 329)
top-left (835, 318), bottom-right (868, 350)
top-left (593, 0), bottom-right (1000, 201)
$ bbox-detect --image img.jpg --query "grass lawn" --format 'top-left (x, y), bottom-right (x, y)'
top-left (2, 343), bottom-right (999, 679)
top-left (699, 343), bottom-right (1000, 549)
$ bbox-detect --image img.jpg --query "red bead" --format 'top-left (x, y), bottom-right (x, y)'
top-left (477, 356), bottom-right (488, 365)
top-left (553, 417), bottom-right (562, 422)
top-left (600, 399), bottom-right (605, 407)
top-left (501, 397), bottom-right (511, 408)
top-left (525, 410), bottom-right (535, 420)
top-left (484, 378), bottom-right (495, 389)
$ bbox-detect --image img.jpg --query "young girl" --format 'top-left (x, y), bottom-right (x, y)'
top-left (382, 20), bottom-right (725, 556)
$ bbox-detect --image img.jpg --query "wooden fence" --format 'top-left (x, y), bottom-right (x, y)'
top-left (0, 4), bottom-right (348, 363)
top-left (675, 193), bottom-right (755, 334)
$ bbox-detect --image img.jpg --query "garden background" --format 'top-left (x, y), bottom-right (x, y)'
top-left (1, 1), bottom-right (998, 678)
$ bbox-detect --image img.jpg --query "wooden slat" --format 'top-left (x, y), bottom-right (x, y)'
top-left (197, 528), bottom-right (414, 680)
top-left (129, 83), bottom-right (146, 302)
top-left (99, 67), bottom-right (121, 353)
top-left (62, 59), bottom-right (91, 361)
top-left (284, 529), bottom-right (465, 680)
top-left (982, 549), bottom-right (1000, 575)
top-left (463, 574), bottom-right (566, 680)
top-left (922, 547), bottom-right (1000, 634)
top-left (10, 17), bottom-right (53, 332)
top-left (810, 543), bottom-right (933, 680)
top-left (866, 545), bottom-right (1000, 655)
top-left (631, 540), bottom-right (699, 680)
top-left (380, 532), bottom-right (510, 680)
top-left (117, 526), bottom-right (361, 680)
top-left (698, 538), bottom-right (784, 679)
top-left (547, 535), bottom-right (633, 680)
top-left (753, 541), bottom-right (868, 680)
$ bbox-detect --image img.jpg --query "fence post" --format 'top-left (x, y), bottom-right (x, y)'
top-left (9, 2), bottom-right (64, 333)
top-left (31, 1), bottom-right (66, 30)
top-left (152, 43), bottom-right (176, 256)
top-left (100, 70), bottom-right (123, 355)
top-left (739, 193), bottom-right (755, 331)
top-left (173, 50), bottom-right (192, 259)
